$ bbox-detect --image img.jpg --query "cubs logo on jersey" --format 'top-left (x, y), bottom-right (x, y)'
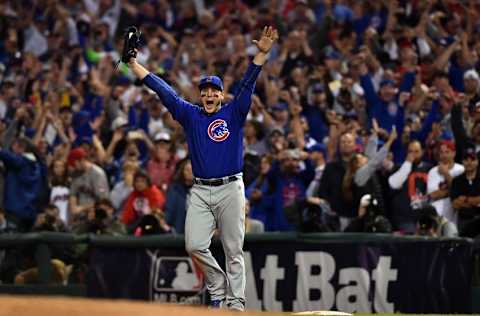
top-left (207, 119), bottom-right (230, 142)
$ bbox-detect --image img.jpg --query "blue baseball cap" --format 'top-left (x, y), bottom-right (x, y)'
top-left (325, 50), bottom-right (341, 60)
top-left (198, 75), bottom-right (223, 91)
top-left (379, 79), bottom-right (395, 88)
top-left (307, 143), bottom-right (327, 155)
top-left (436, 36), bottom-right (455, 47)
top-left (272, 102), bottom-right (288, 111)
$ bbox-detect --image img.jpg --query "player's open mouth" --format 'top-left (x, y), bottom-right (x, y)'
top-left (206, 101), bottom-right (214, 106)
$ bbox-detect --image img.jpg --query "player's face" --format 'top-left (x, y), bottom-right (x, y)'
top-left (200, 86), bottom-right (224, 114)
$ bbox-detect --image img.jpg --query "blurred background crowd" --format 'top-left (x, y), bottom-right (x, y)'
top-left (0, 0), bottom-right (479, 247)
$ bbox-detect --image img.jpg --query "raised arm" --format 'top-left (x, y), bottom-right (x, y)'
top-left (355, 127), bottom-right (397, 187)
top-left (451, 97), bottom-right (469, 162)
top-left (358, 61), bottom-right (380, 110)
top-left (128, 57), bottom-right (194, 125)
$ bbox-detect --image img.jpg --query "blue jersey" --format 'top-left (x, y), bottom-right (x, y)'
top-left (143, 62), bottom-right (262, 179)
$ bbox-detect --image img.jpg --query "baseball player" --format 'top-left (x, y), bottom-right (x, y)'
top-left (125, 26), bottom-right (279, 310)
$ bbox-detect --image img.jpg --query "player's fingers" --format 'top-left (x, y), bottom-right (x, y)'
top-left (262, 26), bottom-right (267, 37)
top-left (272, 29), bottom-right (279, 41)
top-left (252, 40), bottom-right (258, 46)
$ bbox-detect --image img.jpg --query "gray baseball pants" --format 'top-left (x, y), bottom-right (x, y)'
top-left (185, 176), bottom-right (246, 310)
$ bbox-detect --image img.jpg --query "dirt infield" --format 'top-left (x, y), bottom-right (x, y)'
top-left (0, 295), bottom-right (282, 316)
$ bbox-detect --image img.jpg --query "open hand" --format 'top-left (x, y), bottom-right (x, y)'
top-left (252, 26), bottom-right (279, 54)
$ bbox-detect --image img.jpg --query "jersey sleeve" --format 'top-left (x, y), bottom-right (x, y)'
top-left (231, 62), bottom-right (262, 117)
top-left (0, 150), bottom-right (24, 169)
top-left (142, 73), bottom-right (195, 126)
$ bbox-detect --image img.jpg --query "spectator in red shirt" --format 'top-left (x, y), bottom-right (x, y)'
top-left (121, 170), bottom-right (166, 229)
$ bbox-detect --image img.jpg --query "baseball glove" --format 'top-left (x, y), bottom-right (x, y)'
top-left (121, 26), bottom-right (142, 64)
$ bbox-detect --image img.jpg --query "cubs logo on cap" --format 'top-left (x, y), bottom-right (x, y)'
top-left (207, 119), bottom-right (230, 142)
top-left (198, 76), bottom-right (223, 91)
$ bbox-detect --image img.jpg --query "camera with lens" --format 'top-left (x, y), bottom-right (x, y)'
top-left (363, 197), bottom-right (392, 233)
top-left (94, 207), bottom-right (107, 221)
top-left (417, 214), bottom-right (438, 235)
top-left (416, 206), bottom-right (439, 236)
top-left (88, 207), bottom-right (109, 234)
top-left (34, 213), bottom-right (58, 232)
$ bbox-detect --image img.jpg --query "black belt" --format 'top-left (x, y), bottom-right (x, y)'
top-left (194, 176), bottom-right (239, 186)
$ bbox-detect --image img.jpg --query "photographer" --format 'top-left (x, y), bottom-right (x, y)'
top-left (345, 194), bottom-right (392, 233)
top-left (32, 204), bottom-right (68, 233)
top-left (72, 199), bottom-right (126, 236)
top-left (300, 197), bottom-right (333, 233)
top-left (415, 205), bottom-right (458, 238)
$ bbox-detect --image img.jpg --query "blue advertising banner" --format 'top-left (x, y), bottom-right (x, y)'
top-left (86, 235), bottom-right (473, 313)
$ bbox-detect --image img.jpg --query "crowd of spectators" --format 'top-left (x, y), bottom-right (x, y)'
top-left (0, 0), bottom-right (479, 247)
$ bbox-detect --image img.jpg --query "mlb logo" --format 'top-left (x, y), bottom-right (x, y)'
top-left (149, 254), bottom-right (201, 292)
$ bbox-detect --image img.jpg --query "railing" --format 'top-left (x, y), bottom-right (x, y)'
top-left (0, 232), bottom-right (478, 313)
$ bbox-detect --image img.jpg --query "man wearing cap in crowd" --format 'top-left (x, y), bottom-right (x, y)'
top-left (303, 82), bottom-right (329, 144)
top-left (359, 61), bottom-right (417, 163)
top-left (450, 143), bottom-right (480, 237)
top-left (147, 131), bottom-right (178, 192)
top-left (305, 143), bottom-right (327, 199)
top-left (68, 147), bottom-right (109, 224)
top-left (463, 69), bottom-right (480, 110)
top-left (324, 49), bottom-right (342, 81)
top-left (267, 126), bottom-right (287, 156)
top-left (270, 101), bottom-right (290, 131)
top-left (427, 140), bottom-right (465, 226)
top-left (359, 59), bottom-right (416, 139)
top-left (0, 136), bottom-right (46, 231)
